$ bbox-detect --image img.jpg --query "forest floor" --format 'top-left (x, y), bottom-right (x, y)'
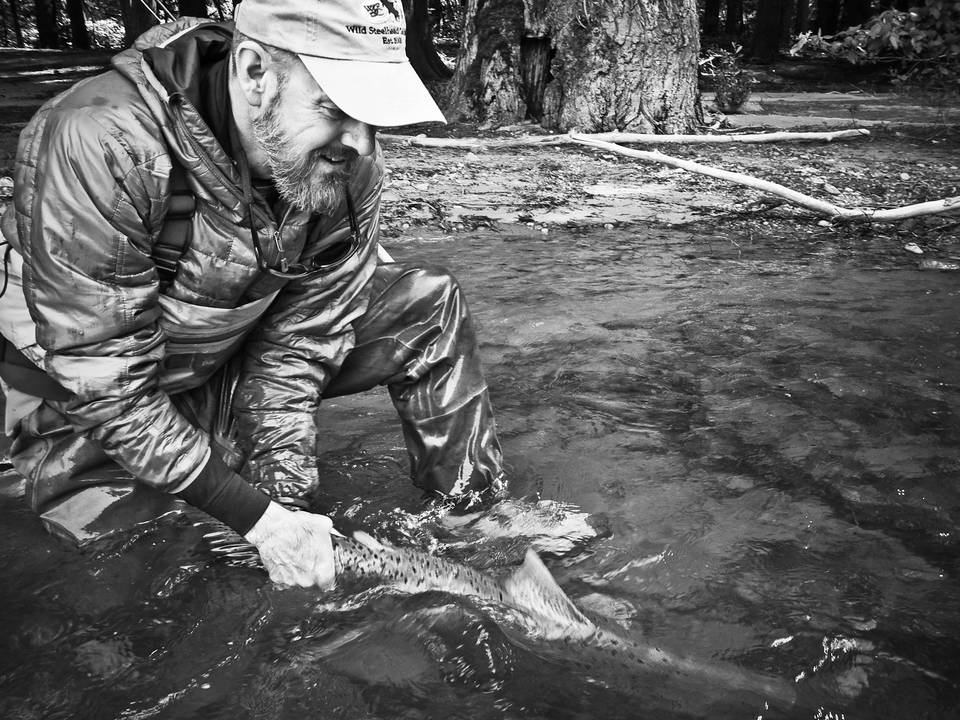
top-left (1, 49), bottom-right (958, 266)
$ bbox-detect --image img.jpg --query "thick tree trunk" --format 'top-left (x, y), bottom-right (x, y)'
top-left (446, 0), bottom-right (700, 133)
top-left (445, 0), bottom-right (526, 127)
top-left (65, 0), bottom-right (90, 48)
top-left (33, 0), bottom-right (61, 47)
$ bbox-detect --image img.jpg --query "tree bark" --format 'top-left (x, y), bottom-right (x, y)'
top-left (33, 0), bottom-right (61, 47)
top-left (65, 0), bottom-right (90, 48)
top-left (446, 0), bottom-right (701, 133)
top-left (445, 0), bottom-right (526, 127)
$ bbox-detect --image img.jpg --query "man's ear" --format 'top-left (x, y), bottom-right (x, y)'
top-left (232, 40), bottom-right (278, 109)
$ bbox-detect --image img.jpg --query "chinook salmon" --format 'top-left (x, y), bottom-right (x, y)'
top-left (203, 524), bottom-right (799, 712)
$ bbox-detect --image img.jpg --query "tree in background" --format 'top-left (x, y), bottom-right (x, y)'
top-left (445, 0), bottom-right (701, 133)
top-left (0, 0), bottom-right (27, 46)
top-left (33, 0), bottom-right (60, 47)
top-left (65, 0), bottom-right (90, 48)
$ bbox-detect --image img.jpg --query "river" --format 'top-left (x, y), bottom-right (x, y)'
top-left (1, 225), bottom-right (958, 719)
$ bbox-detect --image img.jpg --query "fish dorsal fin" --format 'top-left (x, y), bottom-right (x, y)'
top-left (501, 549), bottom-right (596, 640)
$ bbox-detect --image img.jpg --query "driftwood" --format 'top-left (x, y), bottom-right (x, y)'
top-left (378, 128), bottom-right (869, 149)
top-left (569, 134), bottom-right (960, 222)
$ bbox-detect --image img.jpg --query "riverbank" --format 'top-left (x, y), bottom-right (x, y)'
top-left (1, 50), bottom-right (958, 268)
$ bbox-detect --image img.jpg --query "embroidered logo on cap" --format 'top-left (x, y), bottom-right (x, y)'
top-left (362, 0), bottom-right (403, 23)
top-left (347, 0), bottom-right (406, 48)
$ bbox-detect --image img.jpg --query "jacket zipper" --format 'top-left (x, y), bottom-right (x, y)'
top-left (274, 205), bottom-right (294, 271)
top-left (167, 93), bottom-right (275, 233)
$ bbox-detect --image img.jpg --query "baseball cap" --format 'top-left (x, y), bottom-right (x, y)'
top-left (233, 0), bottom-right (446, 127)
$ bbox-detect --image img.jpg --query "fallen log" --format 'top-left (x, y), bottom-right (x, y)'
top-left (569, 134), bottom-right (960, 222)
top-left (378, 128), bottom-right (869, 150)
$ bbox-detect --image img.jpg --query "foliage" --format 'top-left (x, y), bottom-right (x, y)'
top-left (790, 0), bottom-right (960, 92)
top-left (88, 18), bottom-right (125, 49)
top-left (700, 43), bottom-right (753, 111)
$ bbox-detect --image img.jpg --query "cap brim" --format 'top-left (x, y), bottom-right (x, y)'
top-left (299, 56), bottom-right (446, 128)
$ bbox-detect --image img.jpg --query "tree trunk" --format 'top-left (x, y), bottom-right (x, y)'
top-left (815, 0), bottom-right (841, 34)
top-left (752, 0), bottom-right (792, 60)
top-left (65, 0), bottom-right (90, 48)
top-left (724, 0), bottom-right (743, 36)
top-left (0, 1), bottom-right (9, 45)
top-left (117, 0), bottom-right (159, 45)
top-left (179, 0), bottom-right (208, 18)
top-left (445, 0), bottom-right (526, 128)
top-left (33, 0), bottom-right (61, 47)
top-left (446, 0), bottom-right (701, 133)
top-left (9, 0), bottom-right (25, 46)
top-left (702, 0), bottom-right (720, 36)
top-left (403, 0), bottom-right (454, 81)
top-left (794, 0), bottom-right (810, 34)
top-left (840, 0), bottom-right (873, 29)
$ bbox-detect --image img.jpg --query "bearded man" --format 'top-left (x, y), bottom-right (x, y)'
top-left (0, 0), bottom-right (503, 587)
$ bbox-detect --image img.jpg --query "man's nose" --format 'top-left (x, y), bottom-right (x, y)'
top-left (340, 119), bottom-right (376, 157)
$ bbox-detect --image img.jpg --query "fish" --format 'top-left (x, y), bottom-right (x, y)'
top-left (203, 521), bottom-right (801, 713)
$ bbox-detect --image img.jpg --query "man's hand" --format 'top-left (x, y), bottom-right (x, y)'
top-left (243, 501), bottom-right (336, 588)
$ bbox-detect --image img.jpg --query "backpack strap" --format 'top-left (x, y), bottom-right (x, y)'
top-left (153, 158), bottom-right (196, 289)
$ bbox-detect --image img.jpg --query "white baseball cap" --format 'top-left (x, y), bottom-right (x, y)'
top-left (234, 0), bottom-right (446, 127)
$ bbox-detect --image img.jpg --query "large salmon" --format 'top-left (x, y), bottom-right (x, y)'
top-left (204, 523), bottom-right (799, 712)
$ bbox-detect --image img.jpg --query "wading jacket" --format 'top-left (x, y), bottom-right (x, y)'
top-left (0, 19), bottom-right (384, 530)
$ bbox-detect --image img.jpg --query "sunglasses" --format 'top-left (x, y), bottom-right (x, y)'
top-left (251, 193), bottom-right (363, 280)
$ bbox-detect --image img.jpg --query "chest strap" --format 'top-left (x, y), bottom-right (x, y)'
top-left (153, 159), bottom-right (195, 288)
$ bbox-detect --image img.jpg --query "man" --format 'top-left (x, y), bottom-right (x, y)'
top-left (0, 0), bottom-right (503, 588)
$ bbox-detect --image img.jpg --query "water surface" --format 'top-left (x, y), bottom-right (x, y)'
top-left (2, 226), bottom-right (958, 719)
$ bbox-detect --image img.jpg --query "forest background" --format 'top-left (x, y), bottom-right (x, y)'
top-left (0, 0), bottom-right (958, 264)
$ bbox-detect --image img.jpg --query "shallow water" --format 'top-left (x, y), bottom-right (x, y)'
top-left (2, 226), bottom-right (959, 719)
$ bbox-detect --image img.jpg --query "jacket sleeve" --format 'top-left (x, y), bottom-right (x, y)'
top-left (231, 149), bottom-right (385, 496)
top-left (16, 108), bottom-right (213, 492)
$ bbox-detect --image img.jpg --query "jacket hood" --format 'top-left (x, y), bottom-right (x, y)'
top-left (110, 19), bottom-right (249, 216)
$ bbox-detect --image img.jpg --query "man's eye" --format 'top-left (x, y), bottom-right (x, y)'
top-left (318, 104), bottom-right (348, 120)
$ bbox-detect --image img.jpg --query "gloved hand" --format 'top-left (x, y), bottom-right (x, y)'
top-left (243, 501), bottom-right (336, 588)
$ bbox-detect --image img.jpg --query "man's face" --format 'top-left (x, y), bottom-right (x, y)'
top-left (252, 59), bottom-right (376, 213)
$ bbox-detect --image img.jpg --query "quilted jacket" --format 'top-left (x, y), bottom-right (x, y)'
top-left (0, 19), bottom-right (384, 500)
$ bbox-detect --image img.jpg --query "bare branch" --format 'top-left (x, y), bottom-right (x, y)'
top-left (568, 134), bottom-right (960, 222)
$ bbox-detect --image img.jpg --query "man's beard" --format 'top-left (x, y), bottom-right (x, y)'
top-left (252, 100), bottom-right (357, 214)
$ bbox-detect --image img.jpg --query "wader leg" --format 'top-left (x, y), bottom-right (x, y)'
top-left (324, 262), bottom-right (504, 502)
top-left (6, 367), bottom-right (238, 546)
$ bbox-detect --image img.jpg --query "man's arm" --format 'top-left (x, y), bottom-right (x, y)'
top-left (16, 108), bottom-right (335, 584)
top-left (17, 109), bottom-right (213, 495)
top-left (232, 149), bottom-right (385, 500)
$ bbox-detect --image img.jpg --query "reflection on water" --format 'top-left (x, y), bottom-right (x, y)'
top-left (2, 227), bottom-right (959, 719)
